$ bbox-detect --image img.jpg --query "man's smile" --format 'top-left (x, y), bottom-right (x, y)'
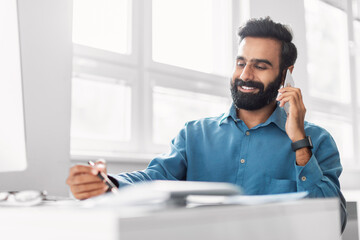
top-left (238, 85), bottom-right (259, 93)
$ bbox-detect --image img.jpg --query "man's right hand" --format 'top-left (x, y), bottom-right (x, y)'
top-left (66, 162), bottom-right (109, 200)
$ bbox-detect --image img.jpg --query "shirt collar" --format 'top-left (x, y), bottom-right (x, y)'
top-left (261, 102), bottom-right (287, 132)
top-left (219, 102), bottom-right (287, 132)
top-left (219, 103), bottom-right (238, 125)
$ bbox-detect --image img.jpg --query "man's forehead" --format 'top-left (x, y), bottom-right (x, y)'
top-left (237, 37), bottom-right (281, 64)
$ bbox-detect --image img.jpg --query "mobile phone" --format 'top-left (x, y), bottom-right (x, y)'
top-left (282, 69), bottom-right (295, 114)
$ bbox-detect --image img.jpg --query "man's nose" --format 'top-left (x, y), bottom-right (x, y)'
top-left (240, 65), bottom-right (254, 81)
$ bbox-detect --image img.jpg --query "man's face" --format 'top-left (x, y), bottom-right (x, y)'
top-left (231, 37), bottom-right (283, 110)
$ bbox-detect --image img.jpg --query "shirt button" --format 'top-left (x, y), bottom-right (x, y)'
top-left (246, 131), bottom-right (250, 136)
top-left (240, 159), bottom-right (246, 164)
top-left (301, 176), bottom-right (307, 181)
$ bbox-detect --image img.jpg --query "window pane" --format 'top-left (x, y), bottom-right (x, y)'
top-left (355, 21), bottom-right (360, 105)
top-left (308, 112), bottom-right (354, 166)
top-left (152, 0), bottom-right (232, 75)
top-left (353, 0), bottom-right (360, 19)
top-left (153, 86), bottom-right (230, 145)
top-left (71, 76), bottom-right (131, 151)
top-left (305, 0), bottom-right (350, 103)
top-left (72, 0), bottom-right (131, 54)
top-left (358, 114), bottom-right (360, 165)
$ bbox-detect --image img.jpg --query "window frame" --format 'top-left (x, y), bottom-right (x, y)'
top-left (304, 0), bottom-right (360, 168)
top-left (71, 0), bottom-right (241, 162)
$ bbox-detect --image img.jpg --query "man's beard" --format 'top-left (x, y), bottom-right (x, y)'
top-left (230, 73), bottom-right (283, 111)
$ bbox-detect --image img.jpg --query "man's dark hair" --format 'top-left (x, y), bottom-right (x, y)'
top-left (238, 17), bottom-right (297, 71)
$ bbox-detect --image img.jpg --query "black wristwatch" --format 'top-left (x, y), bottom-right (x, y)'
top-left (291, 136), bottom-right (313, 152)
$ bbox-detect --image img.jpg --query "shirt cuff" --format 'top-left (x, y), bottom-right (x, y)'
top-left (294, 154), bottom-right (323, 191)
top-left (107, 173), bottom-right (131, 188)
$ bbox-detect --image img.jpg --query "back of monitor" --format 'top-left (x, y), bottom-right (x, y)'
top-left (0, 0), bottom-right (27, 172)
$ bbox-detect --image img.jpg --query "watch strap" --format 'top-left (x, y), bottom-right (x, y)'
top-left (291, 136), bottom-right (313, 152)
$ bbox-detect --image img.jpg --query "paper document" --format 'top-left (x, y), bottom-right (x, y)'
top-left (187, 191), bottom-right (308, 207)
top-left (223, 191), bottom-right (308, 205)
top-left (81, 180), bottom-right (242, 209)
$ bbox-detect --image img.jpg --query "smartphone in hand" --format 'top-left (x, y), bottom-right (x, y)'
top-left (283, 69), bottom-right (295, 114)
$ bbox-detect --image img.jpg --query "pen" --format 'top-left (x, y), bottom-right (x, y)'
top-left (88, 160), bottom-right (119, 194)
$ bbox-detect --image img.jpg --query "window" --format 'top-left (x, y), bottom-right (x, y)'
top-left (153, 86), bottom-right (230, 145)
top-left (355, 20), bottom-right (360, 105)
top-left (73, 0), bottom-right (132, 54)
top-left (71, 75), bottom-right (131, 153)
top-left (305, 0), bottom-right (350, 103)
top-left (71, 0), bottom-right (237, 158)
top-left (304, 0), bottom-right (360, 167)
top-left (152, 0), bottom-right (232, 75)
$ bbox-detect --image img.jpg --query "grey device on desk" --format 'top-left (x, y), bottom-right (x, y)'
top-left (0, 0), bottom-right (27, 172)
top-left (120, 180), bottom-right (242, 206)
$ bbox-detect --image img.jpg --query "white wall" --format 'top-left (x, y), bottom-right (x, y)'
top-left (0, 0), bottom-right (72, 196)
top-left (242, 0), bottom-right (309, 103)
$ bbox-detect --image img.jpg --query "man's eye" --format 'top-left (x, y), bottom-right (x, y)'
top-left (255, 65), bottom-right (266, 70)
top-left (237, 62), bottom-right (245, 67)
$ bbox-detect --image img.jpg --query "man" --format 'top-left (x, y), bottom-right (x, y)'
top-left (67, 17), bottom-right (346, 231)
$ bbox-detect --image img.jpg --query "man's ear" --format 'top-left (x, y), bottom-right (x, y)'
top-left (281, 65), bottom-right (295, 85)
top-left (288, 65), bottom-right (294, 74)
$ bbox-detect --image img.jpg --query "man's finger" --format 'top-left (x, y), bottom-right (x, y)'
top-left (277, 91), bottom-right (301, 103)
top-left (94, 159), bottom-right (107, 173)
top-left (276, 92), bottom-right (293, 102)
top-left (71, 182), bottom-right (107, 195)
top-left (278, 86), bottom-right (297, 92)
top-left (74, 187), bottom-right (108, 200)
top-left (278, 96), bottom-right (295, 108)
top-left (69, 165), bottom-right (98, 177)
top-left (66, 173), bottom-right (102, 186)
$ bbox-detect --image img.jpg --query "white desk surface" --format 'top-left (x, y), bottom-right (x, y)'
top-left (0, 198), bottom-right (340, 240)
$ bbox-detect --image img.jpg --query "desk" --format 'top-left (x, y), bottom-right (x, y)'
top-left (0, 198), bottom-right (340, 240)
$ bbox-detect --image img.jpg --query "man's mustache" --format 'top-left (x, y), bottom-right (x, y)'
top-left (234, 78), bottom-right (264, 92)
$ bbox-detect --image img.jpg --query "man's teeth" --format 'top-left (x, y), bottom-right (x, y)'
top-left (241, 86), bottom-right (255, 90)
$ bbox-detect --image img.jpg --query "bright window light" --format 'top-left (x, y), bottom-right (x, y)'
top-left (72, 0), bottom-right (132, 54)
top-left (152, 0), bottom-right (232, 76)
top-left (305, 0), bottom-right (350, 103)
top-left (153, 86), bottom-right (230, 145)
top-left (71, 76), bottom-right (131, 152)
top-left (354, 21), bottom-right (360, 105)
top-left (308, 112), bottom-right (354, 166)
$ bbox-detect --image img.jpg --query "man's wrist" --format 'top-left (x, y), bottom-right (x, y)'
top-left (291, 136), bottom-right (313, 152)
top-left (295, 147), bottom-right (312, 166)
top-left (290, 131), bottom-right (306, 143)
top-left (291, 135), bottom-right (313, 166)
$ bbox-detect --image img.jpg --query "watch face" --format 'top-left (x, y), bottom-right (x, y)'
top-left (307, 136), bottom-right (313, 148)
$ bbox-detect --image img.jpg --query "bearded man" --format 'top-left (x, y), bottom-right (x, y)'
top-left (67, 17), bottom-right (347, 232)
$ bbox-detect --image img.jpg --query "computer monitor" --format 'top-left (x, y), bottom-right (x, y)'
top-left (0, 0), bottom-right (27, 172)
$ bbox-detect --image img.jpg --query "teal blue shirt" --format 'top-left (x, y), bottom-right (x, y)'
top-left (110, 103), bottom-right (346, 230)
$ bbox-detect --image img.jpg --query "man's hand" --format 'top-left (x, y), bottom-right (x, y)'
top-left (66, 161), bottom-right (109, 200)
top-left (277, 86), bottom-right (306, 142)
top-left (277, 86), bottom-right (312, 166)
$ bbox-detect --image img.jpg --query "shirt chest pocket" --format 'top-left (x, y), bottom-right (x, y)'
top-left (262, 176), bottom-right (297, 194)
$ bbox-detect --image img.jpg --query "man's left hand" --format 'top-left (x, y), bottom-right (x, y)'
top-left (276, 86), bottom-right (306, 142)
top-left (276, 86), bottom-right (312, 166)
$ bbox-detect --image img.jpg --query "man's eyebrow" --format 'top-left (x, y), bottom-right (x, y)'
top-left (251, 59), bottom-right (273, 67)
top-left (236, 56), bottom-right (273, 67)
